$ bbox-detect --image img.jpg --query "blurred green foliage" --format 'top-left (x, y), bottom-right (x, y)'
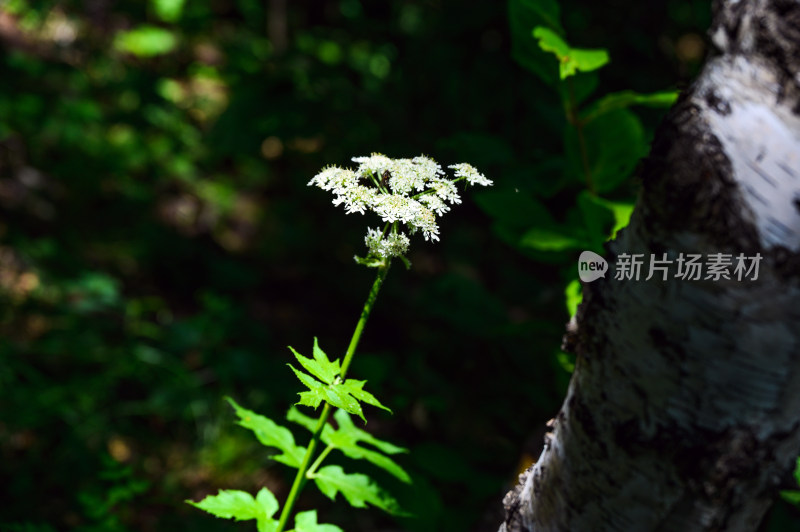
top-left (6, 1), bottom-right (793, 531)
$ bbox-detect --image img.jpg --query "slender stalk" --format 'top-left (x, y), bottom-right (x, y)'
top-left (566, 77), bottom-right (593, 192)
top-left (274, 263), bottom-right (391, 532)
top-left (306, 444), bottom-right (335, 477)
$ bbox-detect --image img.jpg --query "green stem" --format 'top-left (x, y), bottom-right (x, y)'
top-left (306, 444), bottom-right (335, 478)
top-left (274, 263), bottom-right (391, 532)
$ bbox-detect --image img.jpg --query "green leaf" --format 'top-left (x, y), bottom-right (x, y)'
top-left (339, 379), bottom-right (392, 414)
top-left (576, 191), bottom-right (616, 250)
top-left (289, 338), bottom-right (341, 385)
top-left (114, 26), bottom-right (178, 57)
top-left (794, 456), bottom-right (800, 485)
top-left (564, 108), bottom-right (646, 193)
top-left (289, 365), bottom-right (369, 421)
top-left (288, 342), bottom-right (390, 423)
top-left (327, 409), bottom-right (410, 483)
top-left (151, 0), bottom-right (186, 23)
top-left (781, 490), bottom-right (800, 506)
top-left (533, 26), bottom-right (609, 80)
top-left (519, 227), bottom-right (586, 251)
top-left (313, 465), bottom-right (404, 515)
top-left (226, 397), bottom-right (306, 468)
top-left (508, 0), bottom-right (562, 83)
top-left (565, 279), bottom-right (582, 319)
top-left (582, 90), bottom-right (679, 123)
top-left (294, 510), bottom-right (344, 532)
top-left (186, 488), bottom-right (279, 532)
top-left (474, 188), bottom-right (554, 228)
top-left (579, 193), bottom-right (635, 239)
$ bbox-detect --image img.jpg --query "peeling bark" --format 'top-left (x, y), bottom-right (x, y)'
top-left (500, 1), bottom-right (800, 530)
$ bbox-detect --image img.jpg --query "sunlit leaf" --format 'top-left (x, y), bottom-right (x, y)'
top-left (226, 397), bottom-right (306, 468)
top-left (186, 488), bottom-right (279, 532)
top-left (294, 510), bottom-right (344, 532)
top-left (288, 338), bottom-right (341, 385)
top-left (114, 25), bottom-right (178, 57)
top-left (151, 0), bottom-right (186, 23)
top-left (533, 26), bottom-right (609, 79)
top-left (313, 465), bottom-right (404, 515)
top-left (325, 409), bottom-right (410, 482)
top-left (582, 90), bottom-right (679, 123)
top-left (565, 279), bottom-right (581, 319)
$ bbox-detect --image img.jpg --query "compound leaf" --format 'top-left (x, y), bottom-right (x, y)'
top-left (313, 465), bottom-right (404, 515)
top-left (289, 338), bottom-right (341, 385)
top-left (328, 409), bottom-right (410, 483)
top-left (226, 397), bottom-right (306, 468)
top-left (187, 488), bottom-right (279, 532)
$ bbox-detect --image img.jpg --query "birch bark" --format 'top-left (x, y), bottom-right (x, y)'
top-left (500, 1), bottom-right (800, 530)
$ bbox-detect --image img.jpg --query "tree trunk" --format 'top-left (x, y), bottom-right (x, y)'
top-left (500, 1), bottom-right (800, 530)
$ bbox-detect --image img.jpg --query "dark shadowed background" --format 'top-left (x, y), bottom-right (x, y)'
top-left (5, 1), bottom-right (792, 531)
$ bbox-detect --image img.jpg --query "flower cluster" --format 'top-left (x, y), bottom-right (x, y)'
top-left (309, 154), bottom-right (492, 264)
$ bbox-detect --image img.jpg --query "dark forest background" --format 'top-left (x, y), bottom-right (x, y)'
top-left (3, 1), bottom-right (794, 531)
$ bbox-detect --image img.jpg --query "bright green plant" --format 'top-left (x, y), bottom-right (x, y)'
top-left (187, 154), bottom-right (492, 531)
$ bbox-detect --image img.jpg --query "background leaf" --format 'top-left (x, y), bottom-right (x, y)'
top-left (114, 26), bottom-right (178, 57)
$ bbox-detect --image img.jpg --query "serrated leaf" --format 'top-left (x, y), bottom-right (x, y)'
top-left (533, 26), bottom-right (609, 80)
top-left (114, 25), bottom-right (177, 57)
top-left (226, 397), bottom-right (306, 468)
top-left (187, 488), bottom-right (279, 532)
top-left (313, 465), bottom-right (404, 515)
top-left (340, 379), bottom-right (392, 414)
top-left (328, 409), bottom-right (410, 483)
top-left (289, 339), bottom-right (341, 385)
top-left (289, 368), bottom-right (389, 423)
top-left (289, 406), bottom-right (413, 483)
top-left (294, 510), bottom-right (344, 532)
top-left (287, 406), bottom-right (323, 434)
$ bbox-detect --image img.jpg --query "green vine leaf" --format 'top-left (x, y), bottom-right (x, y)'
top-left (287, 408), bottom-right (410, 483)
top-left (288, 341), bottom-right (391, 422)
top-left (226, 397), bottom-right (306, 468)
top-left (293, 510), bottom-right (344, 532)
top-left (313, 465), bottom-right (405, 515)
top-left (186, 488), bottom-right (280, 532)
top-left (532, 26), bottom-right (609, 79)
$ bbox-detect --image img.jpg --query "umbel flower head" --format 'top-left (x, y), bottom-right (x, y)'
top-left (309, 153), bottom-right (493, 267)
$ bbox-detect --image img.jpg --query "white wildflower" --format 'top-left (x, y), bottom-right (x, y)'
top-left (309, 154), bottom-right (492, 264)
top-left (429, 179), bottom-right (461, 204)
top-left (365, 227), bottom-right (410, 258)
top-left (418, 194), bottom-right (450, 216)
top-left (352, 153), bottom-right (394, 178)
top-left (308, 165), bottom-right (358, 192)
top-left (449, 163), bottom-right (493, 186)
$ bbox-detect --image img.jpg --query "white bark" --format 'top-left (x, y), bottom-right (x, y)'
top-left (501, 1), bottom-right (800, 530)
